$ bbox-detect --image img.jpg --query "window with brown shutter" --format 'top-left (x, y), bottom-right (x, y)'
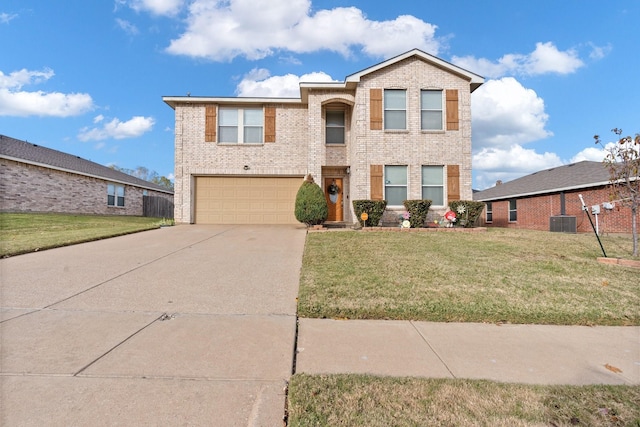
top-left (264, 106), bottom-right (276, 143)
top-left (370, 89), bottom-right (382, 130)
top-left (447, 164), bottom-right (460, 202)
top-left (205, 105), bottom-right (217, 142)
top-left (370, 164), bottom-right (383, 200)
top-left (446, 89), bottom-right (459, 131)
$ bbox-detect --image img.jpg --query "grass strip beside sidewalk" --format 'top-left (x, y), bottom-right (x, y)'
top-left (0, 213), bottom-right (166, 257)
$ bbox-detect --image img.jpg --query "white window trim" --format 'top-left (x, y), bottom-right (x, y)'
top-left (420, 89), bottom-right (444, 131)
top-left (218, 107), bottom-right (264, 144)
top-left (485, 202), bottom-right (493, 223)
top-left (383, 89), bottom-right (407, 131)
top-left (421, 165), bottom-right (445, 207)
top-left (107, 183), bottom-right (125, 208)
top-left (384, 165), bottom-right (408, 207)
top-left (325, 110), bottom-right (346, 145)
top-left (509, 199), bottom-right (517, 222)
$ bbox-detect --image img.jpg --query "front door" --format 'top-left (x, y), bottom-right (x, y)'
top-left (324, 178), bottom-right (343, 222)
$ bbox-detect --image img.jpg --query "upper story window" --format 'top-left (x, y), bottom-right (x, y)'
top-left (326, 110), bottom-right (345, 144)
top-left (421, 90), bottom-right (443, 130)
top-left (107, 183), bottom-right (125, 207)
top-left (218, 107), bottom-right (263, 144)
top-left (485, 202), bottom-right (493, 223)
top-left (384, 89), bottom-right (406, 130)
top-left (509, 199), bottom-right (517, 222)
top-left (421, 165), bottom-right (444, 206)
top-left (384, 165), bottom-right (407, 206)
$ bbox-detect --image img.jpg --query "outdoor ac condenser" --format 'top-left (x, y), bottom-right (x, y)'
top-left (549, 215), bottom-right (577, 233)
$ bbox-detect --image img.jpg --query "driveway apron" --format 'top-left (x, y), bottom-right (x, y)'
top-left (0, 225), bottom-right (307, 426)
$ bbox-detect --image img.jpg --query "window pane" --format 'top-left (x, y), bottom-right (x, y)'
top-left (107, 184), bottom-right (115, 196)
top-left (385, 166), bottom-right (407, 185)
top-left (421, 166), bottom-right (443, 185)
top-left (117, 196), bottom-right (125, 207)
top-left (384, 111), bottom-right (406, 130)
top-left (326, 111), bottom-right (345, 127)
top-left (219, 109), bottom-right (238, 125)
top-left (219, 126), bottom-right (238, 143)
top-left (422, 187), bottom-right (443, 206)
top-left (385, 187), bottom-right (406, 206)
top-left (244, 109), bottom-right (263, 126)
top-left (116, 186), bottom-right (124, 197)
top-left (326, 127), bottom-right (344, 144)
top-left (421, 111), bottom-right (442, 130)
top-left (384, 90), bottom-right (406, 109)
top-left (421, 90), bottom-right (442, 109)
top-left (107, 195), bottom-right (115, 206)
top-left (244, 126), bottom-right (263, 143)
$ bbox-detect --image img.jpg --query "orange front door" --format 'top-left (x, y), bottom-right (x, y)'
top-left (324, 178), bottom-right (343, 222)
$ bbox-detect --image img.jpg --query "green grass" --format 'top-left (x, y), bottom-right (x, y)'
top-left (0, 212), bottom-right (166, 257)
top-left (288, 374), bottom-right (640, 427)
top-left (298, 229), bottom-right (640, 325)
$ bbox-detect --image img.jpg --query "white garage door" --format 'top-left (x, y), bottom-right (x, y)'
top-left (194, 176), bottom-right (302, 224)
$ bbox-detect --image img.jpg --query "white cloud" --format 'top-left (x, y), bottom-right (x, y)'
top-left (472, 77), bottom-right (552, 149)
top-left (588, 42), bottom-right (613, 60)
top-left (0, 68), bottom-right (94, 117)
top-left (571, 146), bottom-right (608, 163)
top-left (1, 12), bottom-right (18, 24)
top-left (236, 68), bottom-right (337, 97)
top-left (473, 145), bottom-right (564, 190)
top-left (453, 42), bottom-right (584, 78)
top-left (116, 18), bottom-right (139, 35)
top-left (78, 116), bottom-right (155, 141)
top-left (127, 0), bottom-right (184, 16)
top-left (165, 0), bottom-right (440, 61)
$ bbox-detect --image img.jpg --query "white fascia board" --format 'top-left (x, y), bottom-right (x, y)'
top-left (162, 96), bottom-right (301, 109)
top-left (475, 181), bottom-right (615, 202)
top-left (1, 155), bottom-right (174, 195)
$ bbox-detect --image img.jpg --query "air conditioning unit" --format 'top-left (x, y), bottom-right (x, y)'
top-left (550, 215), bottom-right (577, 233)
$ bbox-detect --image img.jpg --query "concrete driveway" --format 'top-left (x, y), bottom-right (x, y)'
top-left (1, 225), bottom-right (307, 426)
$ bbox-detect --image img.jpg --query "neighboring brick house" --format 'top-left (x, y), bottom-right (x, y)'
top-left (473, 161), bottom-right (638, 234)
top-left (0, 135), bottom-right (174, 217)
top-left (163, 49), bottom-right (484, 225)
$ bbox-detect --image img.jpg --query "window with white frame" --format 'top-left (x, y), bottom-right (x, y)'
top-left (384, 89), bottom-right (406, 130)
top-left (325, 110), bottom-right (345, 144)
top-left (384, 165), bottom-right (407, 206)
top-left (107, 183), bottom-right (125, 207)
top-left (485, 202), bottom-right (493, 222)
top-left (218, 107), bottom-right (263, 144)
top-left (509, 199), bottom-right (517, 222)
top-left (421, 90), bottom-right (443, 130)
top-left (421, 165), bottom-right (444, 206)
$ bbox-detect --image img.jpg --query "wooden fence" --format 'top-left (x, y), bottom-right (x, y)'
top-left (143, 196), bottom-right (174, 219)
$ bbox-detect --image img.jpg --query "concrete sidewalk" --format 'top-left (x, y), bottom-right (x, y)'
top-left (1, 225), bottom-right (307, 427)
top-left (295, 318), bottom-right (640, 385)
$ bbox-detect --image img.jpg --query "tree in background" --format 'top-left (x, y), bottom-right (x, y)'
top-left (594, 128), bottom-right (639, 256)
top-left (109, 165), bottom-right (174, 191)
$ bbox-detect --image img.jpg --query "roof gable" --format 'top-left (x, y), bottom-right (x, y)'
top-left (0, 134), bottom-right (173, 194)
top-left (473, 161), bottom-right (611, 201)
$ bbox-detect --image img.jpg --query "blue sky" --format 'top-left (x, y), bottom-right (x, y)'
top-left (1, 1), bottom-right (638, 189)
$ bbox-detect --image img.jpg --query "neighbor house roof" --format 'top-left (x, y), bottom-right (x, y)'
top-left (0, 134), bottom-right (173, 194)
top-left (473, 161), bottom-right (612, 202)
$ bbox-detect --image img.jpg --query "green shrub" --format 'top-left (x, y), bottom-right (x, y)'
top-left (295, 180), bottom-right (328, 226)
top-left (352, 200), bottom-right (387, 227)
top-left (448, 200), bottom-right (485, 227)
top-left (403, 200), bottom-right (432, 228)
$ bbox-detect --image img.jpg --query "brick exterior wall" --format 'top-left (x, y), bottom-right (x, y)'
top-left (0, 158), bottom-right (173, 216)
top-left (172, 55), bottom-right (475, 224)
top-left (479, 187), bottom-right (639, 234)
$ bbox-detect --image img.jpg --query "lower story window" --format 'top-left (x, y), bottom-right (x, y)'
top-left (509, 199), bottom-right (517, 222)
top-left (108, 183), bottom-right (125, 207)
top-left (486, 202), bottom-right (493, 222)
top-left (384, 165), bottom-right (407, 206)
top-left (421, 165), bottom-right (444, 206)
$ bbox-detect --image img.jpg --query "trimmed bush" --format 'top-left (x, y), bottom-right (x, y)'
top-left (448, 200), bottom-right (485, 227)
top-left (295, 179), bottom-right (328, 226)
top-left (403, 200), bottom-right (432, 228)
top-left (353, 200), bottom-right (387, 227)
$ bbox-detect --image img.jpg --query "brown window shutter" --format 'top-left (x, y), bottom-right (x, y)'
top-left (205, 105), bottom-right (217, 142)
top-left (264, 106), bottom-right (276, 143)
top-left (446, 89), bottom-right (459, 131)
top-left (447, 164), bottom-right (460, 202)
top-left (370, 164), bottom-right (383, 200)
top-left (370, 89), bottom-right (383, 130)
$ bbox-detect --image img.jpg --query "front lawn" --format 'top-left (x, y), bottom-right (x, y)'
top-left (0, 213), bottom-right (166, 257)
top-left (298, 229), bottom-right (639, 325)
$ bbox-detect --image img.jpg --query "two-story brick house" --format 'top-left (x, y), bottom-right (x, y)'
top-left (163, 49), bottom-right (483, 225)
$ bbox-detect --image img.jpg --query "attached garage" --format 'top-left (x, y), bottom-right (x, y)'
top-left (194, 176), bottom-right (302, 224)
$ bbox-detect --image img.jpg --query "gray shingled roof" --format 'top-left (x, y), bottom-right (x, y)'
top-left (0, 134), bottom-right (173, 194)
top-left (473, 161), bottom-right (611, 201)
